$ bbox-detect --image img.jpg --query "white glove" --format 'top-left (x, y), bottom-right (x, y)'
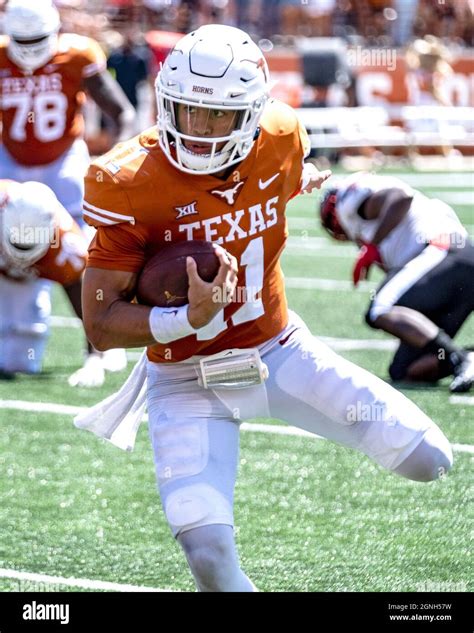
top-left (299, 163), bottom-right (332, 194)
top-left (68, 353), bottom-right (105, 388)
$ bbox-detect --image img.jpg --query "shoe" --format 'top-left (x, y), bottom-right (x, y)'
top-left (100, 348), bottom-right (128, 373)
top-left (450, 352), bottom-right (474, 393)
top-left (68, 354), bottom-right (105, 388)
top-left (0, 369), bottom-right (15, 380)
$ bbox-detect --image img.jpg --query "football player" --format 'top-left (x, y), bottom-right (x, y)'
top-left (81, 25), bottom-right (452, 592)
top-left (320, 172), bottom-right (474, 392)
top-left (0, 0), bottom-right (134, 377)
top-left (0, 179), bottom-right (106, 385)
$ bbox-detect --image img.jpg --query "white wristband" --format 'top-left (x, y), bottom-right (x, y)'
top-left (149, 305), bottom-right (196, 344)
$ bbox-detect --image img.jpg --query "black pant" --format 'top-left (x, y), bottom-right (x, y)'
top-left (366, 241), bottom-right (474, 380)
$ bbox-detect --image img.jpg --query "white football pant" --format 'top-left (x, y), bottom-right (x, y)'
top-left (147, 311), bottom-right (453, 539)
top-left (0, 275), bottom-right (51, 373)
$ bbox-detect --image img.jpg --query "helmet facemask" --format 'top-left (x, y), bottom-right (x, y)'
top-left (157, 89), bottom-right (265, 174)
top-left (8, 33), bottom-right (59, 73)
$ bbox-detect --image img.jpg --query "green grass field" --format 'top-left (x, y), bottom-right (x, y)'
top-left (0, 169), bottom-right (473, 593)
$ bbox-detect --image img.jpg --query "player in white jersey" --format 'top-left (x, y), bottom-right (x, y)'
top-left (320, 172), bottom-right (474, 392)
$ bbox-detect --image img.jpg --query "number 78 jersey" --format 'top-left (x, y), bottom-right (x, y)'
top-left (84, 100), bottom-right (309, 363)
top-left (0, 34), bottom-right (106, 166)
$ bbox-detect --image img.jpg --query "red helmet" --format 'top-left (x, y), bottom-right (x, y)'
top-left (319, 189), bottom-right (348, 241)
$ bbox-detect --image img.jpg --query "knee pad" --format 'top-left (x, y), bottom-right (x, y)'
top-left (164, 483), bottom-right (234, 537)
top-left (150, 416), bottom-right (210, 485)
top-left (394, 426), bottom-right (453, 482)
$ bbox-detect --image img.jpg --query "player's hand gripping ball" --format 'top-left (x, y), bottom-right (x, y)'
top-left (136, 240), bottom-right (220, 307)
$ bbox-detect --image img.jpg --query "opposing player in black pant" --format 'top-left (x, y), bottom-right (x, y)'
top-left (320, 172), bottom-right (474, 392)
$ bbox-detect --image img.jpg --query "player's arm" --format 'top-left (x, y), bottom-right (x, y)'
top-left (358, 187), bottom-right (413, 245)
top-left (352, 187), bottom-right (413, 285)
top-left (82, 247), bottom-right (238, 351)
top-left (82, 71), bottom-right (136, 142)
top-left (82, 268), bottom-right (153, 350)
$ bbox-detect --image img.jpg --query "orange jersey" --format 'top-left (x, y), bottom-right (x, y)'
top-left (0, 33), bottom-right (106, 166)
top-left (84, 100), bottom-right (309, 363)
top-left (0, 180), bottom-right (88, 284)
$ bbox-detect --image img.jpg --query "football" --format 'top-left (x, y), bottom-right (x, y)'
top-left (136, 240), bottom-right (220, 307)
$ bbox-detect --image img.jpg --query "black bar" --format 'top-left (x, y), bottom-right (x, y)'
top-left (0, 592), bottom-right (471, 633)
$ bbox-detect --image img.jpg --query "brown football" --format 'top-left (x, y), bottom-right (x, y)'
top-left (136, 240), bottom-right (220, 307)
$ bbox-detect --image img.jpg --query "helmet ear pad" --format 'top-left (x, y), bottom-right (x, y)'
top-left (155, 24), bottom-right (270, 175)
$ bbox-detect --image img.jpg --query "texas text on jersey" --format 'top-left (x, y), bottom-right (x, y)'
top-left (0, 33), bottom-right (106, 166)
top-left (84, 99), bottom-right (310, 362)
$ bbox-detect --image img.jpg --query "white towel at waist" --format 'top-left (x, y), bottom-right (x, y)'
top-left (73, 350), bottom-right (148, 451)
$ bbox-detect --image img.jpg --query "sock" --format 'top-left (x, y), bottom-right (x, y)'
top-left (423, 331), bottom-right (467, 373)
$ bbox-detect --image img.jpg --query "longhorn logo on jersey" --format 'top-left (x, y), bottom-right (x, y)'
top-left (209, 180), bottom-right (246, 206)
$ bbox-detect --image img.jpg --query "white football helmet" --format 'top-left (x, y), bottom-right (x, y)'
top-left (0, 181), bottom-right (58, 268)
top-left (5, 0), bottom-right (60, 73)
top-left (155, 24), bottom-right (271, 175)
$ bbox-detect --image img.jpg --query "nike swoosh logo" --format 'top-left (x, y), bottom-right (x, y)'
top-left (258, 173), bottom-right (280, 190)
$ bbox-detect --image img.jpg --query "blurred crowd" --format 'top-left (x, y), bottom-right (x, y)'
top-left (0, 1), bottom-right (472, 51)
top-left (0, 0), bottom-right (471, 119)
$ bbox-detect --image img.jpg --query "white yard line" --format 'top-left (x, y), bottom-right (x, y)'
top-left (378, 174), bottom-right (474, 188)
top-left (449, 395), bottom-right (474, 407)
top-left (319, 336), bottom-right (396, 350)
top-left (49, 317), bottom-right (392, 352)
top-left (288, 217), bottom-right (474, 235)
top-left (1, 399), bottom-right (473, 454)
top-left (286, 236), bottom-right (355, 256)
top-left (50, 315), bottom-right (82, 328)
top-left (284, 276), bottom-right (375, 292)
top-left (427, 192), bottom-right (473, 205)
top-left (0, 567), bottom-right (175, 592)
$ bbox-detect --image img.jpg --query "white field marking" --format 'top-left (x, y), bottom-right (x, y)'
top-left (428, 192), bottom-right (473, 205)
top-left (0, 400), bottom-right (83, 416)
top-left (49, 316), bottom-right (392, 352)
top-left (125, 338), bottom-right (394, 362)
top-left (50, 315), bottom-right (81, 328)
top-left (285, 276), bottom-right (376, 292)
top-left (364, 174), bottom-right (473, 188)
top-left (449, 395), bottom-right (474, 406)
top-left (1, 399), bottom-right (473, 455)
top-left (288, 217), bottom-right (474, 235)
top-left (286, 236), bottom-right (355, 256)
top-left (319, 336), bottom-right (396, 351)
top-left (288, 217), bottom-right (321, 231)
top-left (124, 338), bottom-right (397, 362)
top-left (0, 568), bottom-right (175, 592)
